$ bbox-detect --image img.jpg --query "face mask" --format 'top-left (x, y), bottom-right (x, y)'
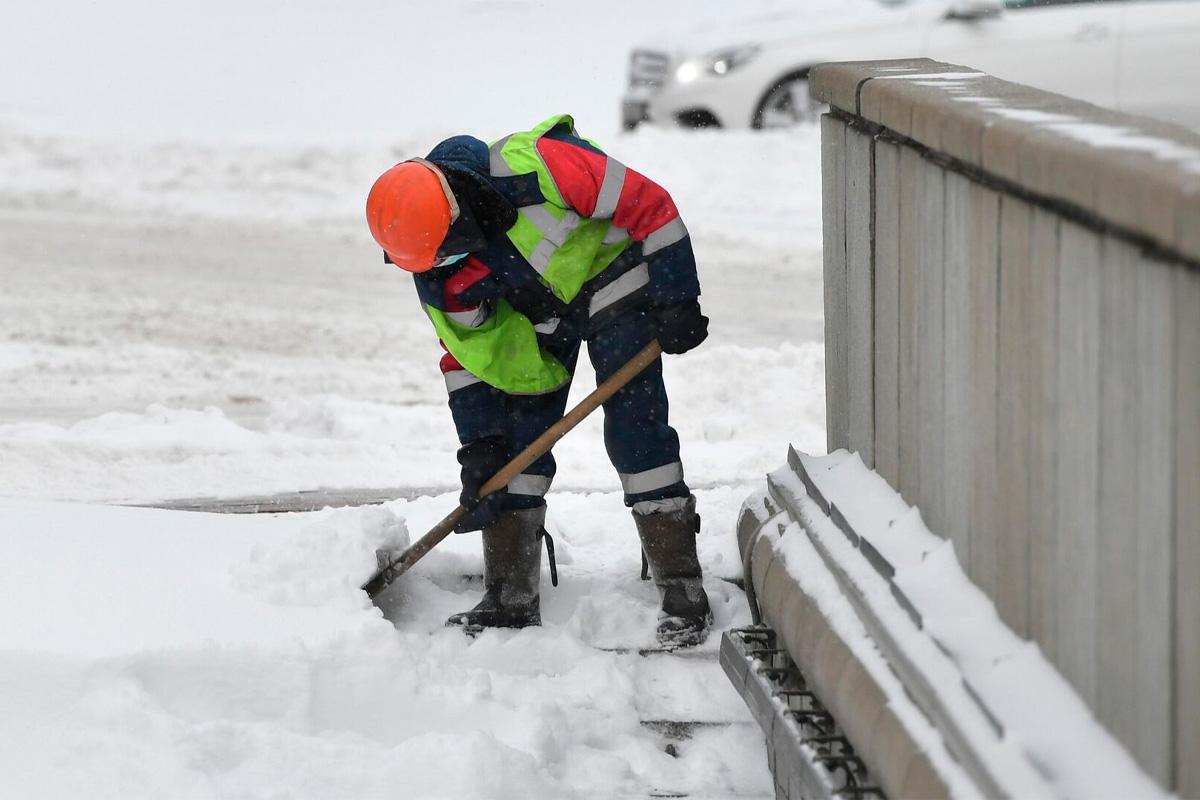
top-left (433, 253), bottom-right (468, 268)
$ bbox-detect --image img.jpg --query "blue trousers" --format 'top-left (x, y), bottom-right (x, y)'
top-left (501, 309), bottom-right (689, 509)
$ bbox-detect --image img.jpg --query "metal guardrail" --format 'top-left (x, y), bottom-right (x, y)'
top-left (720, 627), bottom-right (882, 800)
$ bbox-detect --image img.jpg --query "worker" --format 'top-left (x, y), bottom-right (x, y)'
top-left (365, 115), bottom-right (711, 648)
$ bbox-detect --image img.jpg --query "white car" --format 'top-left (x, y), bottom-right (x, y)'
top-left (623, 0), bottom-right (1200, 131)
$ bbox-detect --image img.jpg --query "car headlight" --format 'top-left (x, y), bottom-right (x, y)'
top-left (674, 44), bottom-right (761, 84)
top-left (707, 45), bottom-right (761, 76)
top-left (675, 60), bottom-right (702, 84)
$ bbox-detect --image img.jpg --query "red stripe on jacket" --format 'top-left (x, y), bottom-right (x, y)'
top-left (536, 137), bottom-right (681, 241)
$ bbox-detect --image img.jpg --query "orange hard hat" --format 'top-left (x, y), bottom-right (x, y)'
top-left (365, 160), bottom-right (457, 273)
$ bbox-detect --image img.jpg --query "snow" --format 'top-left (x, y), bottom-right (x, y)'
top-left (0, 0), bottom-right (801, 148)
top-left (784, 451), bottom-right (1166, 800)
top-left (881, 71), bottom-right (985, 82)
top-left (0, 1), bottom-right (830, 796)
top-left (761, 511), bottom-right (982, 799)
top-left (0, 491), bottom-right (769, 799)
top-left (0, 125), bottom-right (826, 503)
top-left (938, 84), bottom-right (1200, 175)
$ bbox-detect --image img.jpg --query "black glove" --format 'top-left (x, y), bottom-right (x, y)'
top-left (654, 301), bottom-right (709, 354)
top-left (454, 436), bottom-right (509, 533)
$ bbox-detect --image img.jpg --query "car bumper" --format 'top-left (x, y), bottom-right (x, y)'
top-left (622, 93), bottom-right (652, 129)
top-left (623, 73), bottom-right (761, 130)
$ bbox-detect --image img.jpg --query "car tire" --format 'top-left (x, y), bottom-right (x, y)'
top-left (752, 71), bottom-right (826, 129)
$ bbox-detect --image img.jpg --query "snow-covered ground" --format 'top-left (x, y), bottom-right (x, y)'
top-left (0, 494), bottom-right (773, 799)
top-left (0, 126), bottom-right (826, 502)
top-left (0, 2), bottom-right (827, 797)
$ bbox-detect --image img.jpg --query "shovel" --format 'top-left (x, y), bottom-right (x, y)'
top-left (363, 340), bottom-right (664, 600)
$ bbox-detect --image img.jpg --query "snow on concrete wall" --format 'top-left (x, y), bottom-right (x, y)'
top-left (810, 57), bottom-right (1200, 794)
top-left (737, 448), bottom-right (1165, 800)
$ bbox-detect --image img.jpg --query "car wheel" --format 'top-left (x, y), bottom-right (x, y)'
top-left (753, 73), bottom-right (825, 129)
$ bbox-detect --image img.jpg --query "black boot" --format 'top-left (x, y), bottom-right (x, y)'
top-left (446, 506), bottom-right (544, 632)
top-left (633, 496), bottom-right (713, 649)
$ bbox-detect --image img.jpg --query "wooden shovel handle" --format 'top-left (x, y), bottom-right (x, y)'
top-left (363, 340), bottom-right (663, 599)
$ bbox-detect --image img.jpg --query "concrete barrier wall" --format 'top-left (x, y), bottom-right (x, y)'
top-left (810, 58), bottom-right (1200, 794)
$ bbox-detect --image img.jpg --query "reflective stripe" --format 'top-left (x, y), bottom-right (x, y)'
top-left (508, 473), bottom-right (552, 497)
top-left (551, 210), bottom-right (581, 244)
top-left (619, 462), bottom-right (684, 494)
top-left (522, 206), bottom-right (581, 246)
top-left (443, 369), bottom-right (483, 393)
top-left (533, 317), bottom-right (561, 334)
top-left (520, 206), bottom-right (585, 277)
top-left (589, 262), bottom-right (649, 317)
top-left (445, 304), bottom-right (491, 328)
top-left (642, 217), bottom-right (688, 256)
top-left (593, 159), bottom-right (627, 219)
top-left (633, 496), bottom-right (691, 515)
top-left (489, 136), bottom-right (514, 177)
top-left (521, 204), bottom-right (558, 233)
top-left (602, 226), bottom-right (629, 246)
top-left (528, 238), bottom-right (557, 275)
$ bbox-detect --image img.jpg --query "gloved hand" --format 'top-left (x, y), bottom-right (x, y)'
top-left (454, 435), bottom-right (509, 533)
top-left (653, 301), bottom-right (709, 355)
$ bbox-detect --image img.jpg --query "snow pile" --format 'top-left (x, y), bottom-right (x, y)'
top-left (751, 511), bottom-right (980, 798)
top-left (234, 504), bottom-right (410, 608)
top-left (0, 494), bottom-right (768, 799)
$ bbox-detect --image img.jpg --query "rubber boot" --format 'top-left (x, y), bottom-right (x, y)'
top-left (633, 496), bottom-right (713, 649)
top-left (446, 506), bottom-right (544, 632)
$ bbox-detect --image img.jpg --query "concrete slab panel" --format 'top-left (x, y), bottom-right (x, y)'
top-left (873, 140), bottom-right (903, 487)
top-left (823, 115), bottom-right (850, 453)
top-left (773, 589), bottom-right (811, 672)
top-left (1096, 156), bottom-right (1181, 249)
top-left (938, 99), bottom-right (988, 167)
top-left (810, 627), bottom-right (852, 707)
top-left (1096, 235), bottom-right (1140, 754)
top-left (831, 659), bottom-right (888, 759)
top-left (1174, 266), bottom-right (1200, 796)
top-left (916, 160), bottom-right (947, 537)
top-left (751, 531), bottom-right (777, 605)
top-left (1027, 208), bottom-right (1060, 657)
top-left (996, 194), bottom-right (1033, 636)
top-left (899, 751), bottom-right (952, 800)
top-left (967, 183), bottom-right (1001, 599)
top-left (980, 117), bottom-right (1030, 187)
top-left (868, 706), bottom-right (921, 799)
top-left (1131, 253), bottom-right (1175, 784)
top-left (846, 128), bottom-right (876, 468)
top-left (941, 172), bottom-right (973, 562)
top-left (878, 80), bottom-right (919, 141)
top-left (761, 549), bottom-right (796, 635)
top-left (856, 59), bottom-right (980, 146)
top-left (791, 585), bottom-right (830, 678)
top-left (808, 61), bottom-right (879, 115)
top-left (1178, 185), bottom-right (1200, 264)
top-left (897, 145), bottom-right (923, 505)
top-left (1054, 222), bottom-right (1102, 706)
